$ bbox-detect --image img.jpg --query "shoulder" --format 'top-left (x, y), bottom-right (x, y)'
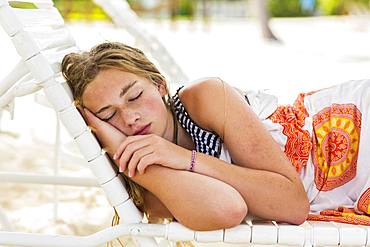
top-left (178, 77), bottom-right (243, 137)
top-left (179, 77), bottom-right (224, 104)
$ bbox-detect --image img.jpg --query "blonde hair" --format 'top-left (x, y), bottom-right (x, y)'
top-left (61, 42), bottom-right (169, 106)
top-left (61, 42), bottom-right (194, 247)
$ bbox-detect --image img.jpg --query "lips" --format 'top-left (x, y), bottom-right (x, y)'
top-left (134, 123), bottom-right (151, 135)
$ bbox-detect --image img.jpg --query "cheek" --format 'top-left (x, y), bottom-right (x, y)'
top-left (141, 96), bottom-right (166, 118)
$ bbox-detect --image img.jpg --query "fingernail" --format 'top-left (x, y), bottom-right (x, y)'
top-left (113, 154), bottom-right (117, 160)
top-left (128, 171), bottom-right (132, 177)
top-left (119, 166), bottom-right (122, 173)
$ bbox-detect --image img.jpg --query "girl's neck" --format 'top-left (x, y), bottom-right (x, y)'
top-left (169, 110), bottom-right (195, 151)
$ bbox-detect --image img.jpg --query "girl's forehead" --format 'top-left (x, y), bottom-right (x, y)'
top-left (81, 70), bottom-right (152, 108)
top-left (86, 69), bottom-right (143, 92)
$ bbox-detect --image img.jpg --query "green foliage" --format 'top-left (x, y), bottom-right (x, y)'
top-left (53, 0), bottom-right (110, 21)
top-left (9, 1), bottom-right (37, 9)
top-left (269, 0), bottom-right (370, 16)
top-left (268, 0), bottom-right (314, 17)
top-left (316, 0), bottom-right (346, 15)
top-left (178, 0), bottom-right (195, 16)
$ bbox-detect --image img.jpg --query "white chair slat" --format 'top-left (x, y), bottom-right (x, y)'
top-left (59, 106), bottom-right (87, 138)
top-left (224, 224), bottom-right (251, 243)
top-left (44, 46), bottom-right (79, 69)
top-left (88, 154), bottom-right (117, 185)
top-left (74, 130), bottom-right (102, 161)
top-left (13, 80), bottom-right (41, 96)
top-left (301, 221), bottom-right (314, 247)
top-left (40, 46), bottom-right (78, 80)
top-left (25, 53), bottom-right (55, 82)
top-left (12, 28), bottom-right (75, 59)
top-left (0, 4), bottom-right (23, 36)
top-left (0, 87), bottom-right (16, 109)
top-left (0, 60), bottom-right (28, 97)
top-left (114, 199), bottom-right (143, 224)
top-left (277, 222), bottom-right (305, 246)
top-left (43, 79), bottom-right (73, 112)
top-left (101, 175), bottom-right (130, 207)
top-left (0, 79), bottom-right (40, 109)
top-left (32, 28), bottom-right (76, 51)
top-left (166, 222), bottom-right (195, 241)
top-left (335, 222), bottom-right (367, 246)
top-left (310, 221), bottom-right (339, 246)
top-left (13, 7), bottom-right (64, 28)
top-left (250, 221), bottom-right (278, 245)
top-left (365, 225), bottom-right (370, 246)
top-left (195, 229), bottom-right (224, 242)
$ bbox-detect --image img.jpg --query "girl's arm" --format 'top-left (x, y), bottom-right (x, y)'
top-left (142, 189), bottom-right (174, 221)
top-left (125, 165), bottom-right (247, 231)
top-left (178, 78), bottom-right (310, 225)
top-left (83, 108), bottom-right (247, 231)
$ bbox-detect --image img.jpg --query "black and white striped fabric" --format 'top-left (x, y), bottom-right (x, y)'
top-left (171, 86), bottom-right (222, 158)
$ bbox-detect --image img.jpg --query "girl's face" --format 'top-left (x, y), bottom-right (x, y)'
top-left (82, 68), bottom-right (171, 138)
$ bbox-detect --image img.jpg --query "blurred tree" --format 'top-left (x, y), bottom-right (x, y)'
top-left (178, 0), bottom-right (195, 17)
top-left (256, 0), bottom-right (278, 41)
top-left (317, 0), bottom-right (347, 15)
top-left (268, 0), bottom-right (314, 17)
top-left (54, 0), bottom-right (109, 21)
top-left (169, 0), bottom-right (179, 21)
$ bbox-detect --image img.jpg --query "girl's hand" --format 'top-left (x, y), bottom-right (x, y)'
top-left (113, 134), bottom-right (191, 177)
top-left (81, 108), bottom-right (127, 157)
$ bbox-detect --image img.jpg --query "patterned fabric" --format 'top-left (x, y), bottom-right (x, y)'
top-left (311, 103), bottom-right (361, 192)
top-left (308, 206), bottom-right (370, 226)
top-left (357, 187), bottom-right (370, 214)
top-left (274, 79), bottom-right (370, 226)
top-left (268, 93), bottom-right (313, 173)
top-left (171, 86), bottom-right (222, 158)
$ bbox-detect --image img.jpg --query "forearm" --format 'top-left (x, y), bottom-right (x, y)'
top-left (123, 165), bottom-right (247, 231)
top-left (189, 151), bottom-right (309, 224)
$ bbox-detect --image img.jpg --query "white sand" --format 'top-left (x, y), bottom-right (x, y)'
top-left (1, 16), bottom-right (370, 246)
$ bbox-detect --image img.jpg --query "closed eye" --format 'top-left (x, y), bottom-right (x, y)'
top-left (129, 91), bottom-right (142, 101)
top-left (102, 112), bottom-right (116, 121)
top-left (101, 91), bottom-right (142, 121)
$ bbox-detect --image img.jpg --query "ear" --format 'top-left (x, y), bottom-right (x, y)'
top-left (155, 81), bottom-right (168, 97)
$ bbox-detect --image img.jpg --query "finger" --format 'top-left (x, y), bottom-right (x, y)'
top-left (82, 108), bottom-right (128, 156)
top-left (118, 138), bottom-right (151, 172)
top-left (84, 108), bottom-right (108, 133)
top-left (137, 154), bottom-right (157, 175)
top-left (127, 146), bottom-right (154, 177)
top-left (83, 108), bottom-right (97, 128)
top-left (114, 135), bottom-right (150, 160)
top-left (76, 105), bottom-right (85, 117)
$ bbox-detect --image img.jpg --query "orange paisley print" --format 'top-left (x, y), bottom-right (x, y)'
top-left (357, 187), bottom-right (370, 215)
top-left (269, 93), bottom-right (312, 173)
top-left (312, 104), bottom-right (361, 192)
top-left (308, 206), bottom-right (370, 226)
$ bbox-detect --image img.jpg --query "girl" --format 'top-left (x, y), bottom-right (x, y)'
top-left (61, 42), bottom-right (369, 231)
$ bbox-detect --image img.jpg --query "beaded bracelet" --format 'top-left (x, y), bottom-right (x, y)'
top-left (189, 150), bottom-right (196, 172)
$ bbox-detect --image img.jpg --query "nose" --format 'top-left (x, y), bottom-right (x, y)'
top-left (120, 108), bottom-right (140, 128)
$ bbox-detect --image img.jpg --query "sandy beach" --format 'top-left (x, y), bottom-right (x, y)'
top-left (1, 16), bottom-right (370, 246)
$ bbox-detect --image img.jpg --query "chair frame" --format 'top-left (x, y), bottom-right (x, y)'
top-left (1, 0), bottom-right (370, 246)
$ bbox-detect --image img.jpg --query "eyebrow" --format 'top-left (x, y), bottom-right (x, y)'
top-left (95, 80), bottom-right (138, 115)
